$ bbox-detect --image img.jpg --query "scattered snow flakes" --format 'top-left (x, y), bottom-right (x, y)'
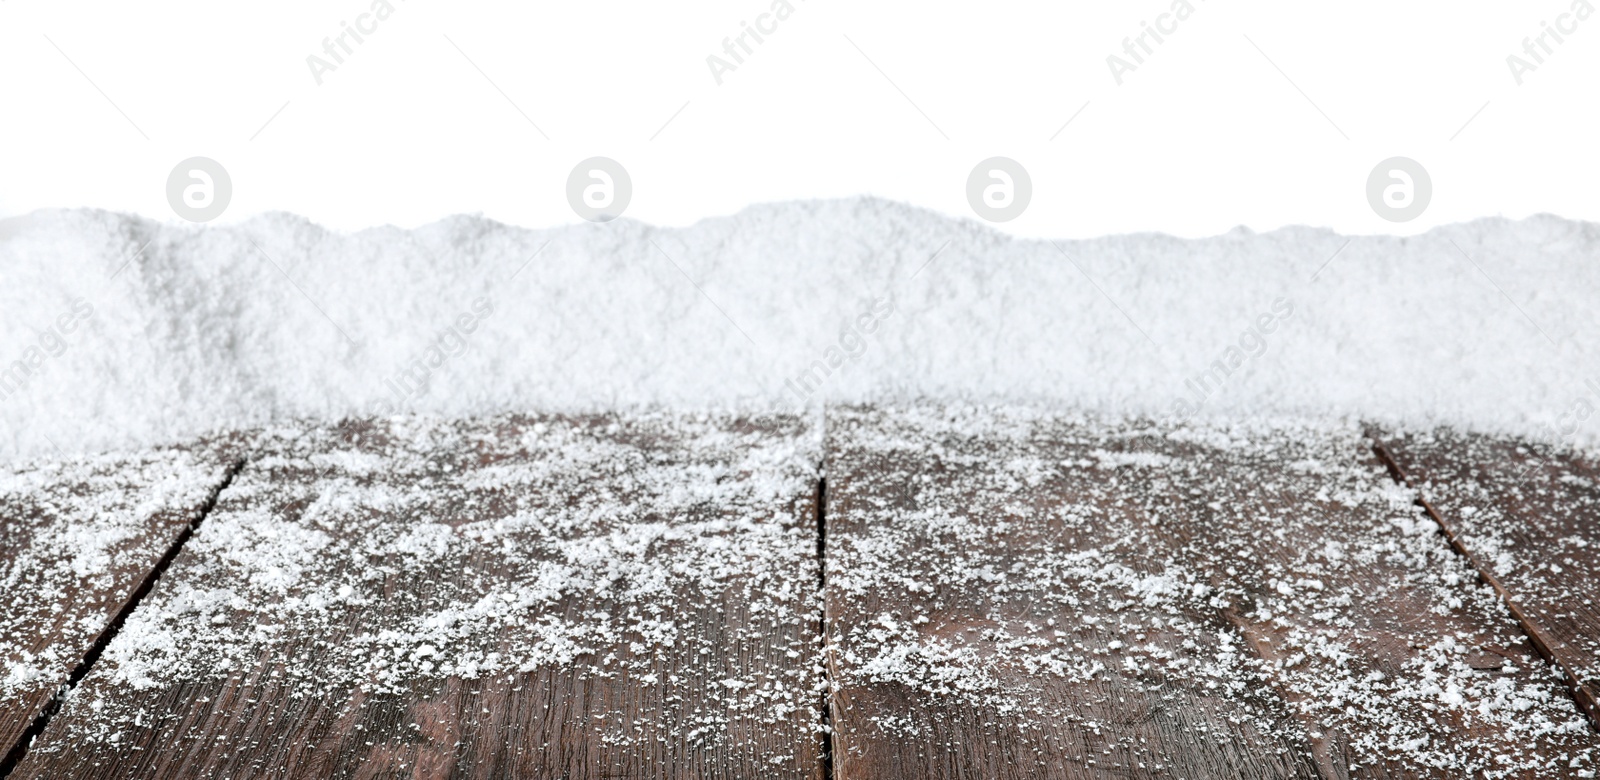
top-left (825, 405), bottom-right (1598, 777)
top-left (15, 413), bottom-right (824, 778)
top-left (1383, 427), bottom-right (1600, 731)
top-left (9, 407), bottom-right (1599, 777)
top-left (0, 442), bottom-right (232, 752)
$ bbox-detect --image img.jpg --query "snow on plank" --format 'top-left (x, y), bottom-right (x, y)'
top-left (0, 444), bottom-right (239, 771)
top-left (824, 406), bottom-right (1598, 779)
top-left (1376, 428), bottom-right (1600, 726)
top-left (12, 414), bottom-right (823, 780)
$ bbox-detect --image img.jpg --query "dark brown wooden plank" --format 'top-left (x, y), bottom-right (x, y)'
top-left (0, 444), bottom-right (239, 771)
top-left (1376, 428), bottom-right (1600, 726)
top-left (1119, 421), bottom-right (1600, 778)
top-left (825, 407), bottom-right (1321, 779)
top-left (825, 406), bottom-right (1599, 779)
top-left (12, 413), bottom-right (824, 780)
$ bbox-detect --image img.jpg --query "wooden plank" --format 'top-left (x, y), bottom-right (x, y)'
top-left (11, 413), bottom-right (824, 780)
top-left (1375, 428), bottom-right (1600, 726)
top-left (824, 407), bottom-right (1599, 779)
top-left (0, 444), bottom-right (239, 774)
top-left (824, 407), bottom-right (1321, 779)
top-left (1131, 422), bottom-right (1600, 778)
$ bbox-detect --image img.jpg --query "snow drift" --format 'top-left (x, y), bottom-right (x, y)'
top-left (2, 198), bottom-right (1598, 459)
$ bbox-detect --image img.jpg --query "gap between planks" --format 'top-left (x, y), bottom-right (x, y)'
top-left (28, 430), bottom-right (1583, 777)
top-left (1369, 438), bottom-right (1600, 730)
top-left (0, 458), bottom-right (247, 780)
top-left (816, 476), bottom-right (835, 780)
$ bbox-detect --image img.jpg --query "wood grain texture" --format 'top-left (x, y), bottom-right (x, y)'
top-left (13, 414), bottom-right (824, 780)
top-left (1118, 422), bottom-right (1600, 778)
top-left (0, 443), bottom-right (239, 771)
top-left (824, 406), bottom-right (1599, 779)
top-left (1376, 428), bottom-right (1600, 726)
top-left (825, 407), bottom-right (1321, 780)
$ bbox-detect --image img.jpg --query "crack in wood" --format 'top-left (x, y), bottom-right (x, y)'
top-left (1368, 438), bottom-right (1600, 731)
top-left (0, 457), bottom-right (246, 780)
top-left (816, 475), bottom-right (834, 780)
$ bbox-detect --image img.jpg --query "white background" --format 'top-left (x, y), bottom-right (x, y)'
top-left (1, 0), bottom-right (1595, 238)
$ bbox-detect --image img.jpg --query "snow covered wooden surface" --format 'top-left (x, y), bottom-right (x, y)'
top-left (825, 407), bottom-right (1599, 779)
top-left (1, 408), bottom-right (1597, 779)
top-left (7, 415), bottom-right (823, 780)
top-left (0, 445), bottom-right (238, 775)
top-left (824, 407), bottom-right (1322, 778)
top-left (1378, 429), bottom-right (1600, 727)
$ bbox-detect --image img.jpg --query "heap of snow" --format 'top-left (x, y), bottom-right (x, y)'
top-left (2, 199), bottom-right (1597, 459)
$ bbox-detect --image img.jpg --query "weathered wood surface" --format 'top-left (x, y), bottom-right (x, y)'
top-left (1376, 428), bottom-right (1600, 725)
top-left (12, 414), bottom-right (824, 780)
top-left (0, 445), bottom-right (239, 774)
top-left (824, 407), bottom-right (1599, 779)
top-left (1130, 421), bottom-right (1600, 778)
